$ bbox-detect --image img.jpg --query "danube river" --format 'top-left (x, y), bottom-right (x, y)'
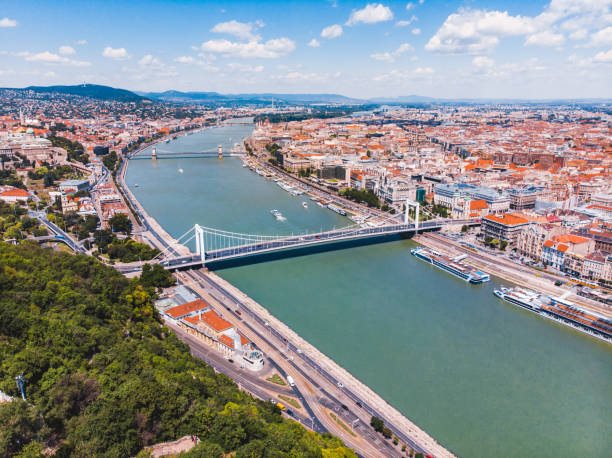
top-left (126, 123), bottom-right (611, 457)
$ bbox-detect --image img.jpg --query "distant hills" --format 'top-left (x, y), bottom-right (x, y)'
top-left (137, 90), bottom-right (361, 105)
top-left (4, 84), bottom-right (611, 106)
top-left (10, 84), bottom-right (147, 103)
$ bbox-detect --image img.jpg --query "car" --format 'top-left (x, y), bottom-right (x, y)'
top-left (341, 404), bottom-right (348, 410)
top-left (356, 401), bottom-right (363, 408)
top-left (337, 382), bottom-right (343, 388)
top-left (554, 280), bottom-right (563, 286)
top-left (235, 309), bottom-right (241, 315)
top-left (227, 359), bottom-right (234, 364)
top-left (286, 409), bottom-right (294, 416)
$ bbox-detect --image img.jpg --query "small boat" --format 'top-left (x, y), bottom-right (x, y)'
top-left (270, 209), bottom-right (286, 221)
top-left (134, 184), bottom-right (139, 187)
top-left (178, 168), bottom-right (184, 174)
top-left (302, 202), bottom-right (308, 209)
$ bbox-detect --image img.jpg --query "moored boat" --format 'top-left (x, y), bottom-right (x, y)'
top-left (411, 247), bottom-right (490, 284)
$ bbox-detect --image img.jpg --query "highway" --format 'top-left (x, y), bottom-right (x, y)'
top-left (29, 210), bottom-right (86, 254)
top-left (179, 269), bottom-right (411, 457)
top-left (180, 268), bottom-right (448, 456)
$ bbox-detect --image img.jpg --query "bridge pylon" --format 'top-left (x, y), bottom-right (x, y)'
top-left (194, 224), bottom-right (205, 263)
top-left (404, 199), bottom-right (420, 230)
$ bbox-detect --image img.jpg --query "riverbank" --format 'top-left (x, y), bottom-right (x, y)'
top-left (414, 232), bottom-right (612, 320)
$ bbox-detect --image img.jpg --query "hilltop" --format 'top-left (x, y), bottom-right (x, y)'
top-left (14, 84), bottom-right (148, 103)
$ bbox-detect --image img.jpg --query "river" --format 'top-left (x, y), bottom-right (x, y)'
top-left (125, 121), bottom-right (612, 458)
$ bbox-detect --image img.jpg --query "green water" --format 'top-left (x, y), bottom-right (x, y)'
top-left (126, 124), bottom-right (612, 457)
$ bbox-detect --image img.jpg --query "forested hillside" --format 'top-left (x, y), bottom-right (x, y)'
top-left (0, 241), bottom-right (354, 457)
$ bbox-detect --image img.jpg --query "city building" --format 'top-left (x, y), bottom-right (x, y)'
top-left (482, 213), bottom-right (530, 245)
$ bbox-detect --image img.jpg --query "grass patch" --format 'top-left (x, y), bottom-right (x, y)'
top-left (266, 373), bottom-right (286, 386)
top-left (329, 412), bottom-right (356, 437)
top-left (278, 394), bottom-right (301, 410)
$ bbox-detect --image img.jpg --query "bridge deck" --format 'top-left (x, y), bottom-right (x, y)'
top-left (161, 219), bottom-right (477, 270)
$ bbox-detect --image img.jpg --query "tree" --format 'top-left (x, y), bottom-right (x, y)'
top-left (461, 225), bottom-right (469, 233)
top-left (102, 151), bottom-right (118, 170)
top-left (370, 416), bottom-right (384, 433)
top-left (109, 213), bottom-right (132, 234)
top-left (84, 215), bottom-right (99, 233)
top-left (43, 173), bottom-right (54, 187)
top-left (139, 264), bottom-right (175, 289)
top-left (500, 240), bottom-right (508, 251)
top-left (94, 229), bottom-right (113, 252)
top-left (0, 242), bottom-right (351, 456)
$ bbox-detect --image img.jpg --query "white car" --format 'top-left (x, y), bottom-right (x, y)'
top-left (337, 382), bottom-right (344, 388)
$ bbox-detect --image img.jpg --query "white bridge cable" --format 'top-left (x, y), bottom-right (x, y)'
top-left (152, 226), bottom-right (196, 260)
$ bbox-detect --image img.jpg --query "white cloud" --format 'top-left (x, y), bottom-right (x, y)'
top-left (589, 26), bottom-right (612, 46)
top-left (24, 51), bottom-right (90, 67)
top-left (174, 56), bottom-right (195, 64)
top-left (370, 42), bottom-right (414, 62)
top-left (59, 45), bottom-right (76, 55)
top-left (425, 9), bottom-right (535, 54)
top-left (373, 67), bottom-right (434, 81)
top-left (102, 46), bottom-right (129, 60)
top-left (26, 51), bottom-right (66, 63)
top-left (227, 62), bottom-right (264, 72)
top-left (406, 2), bottom-right (415, 10)
top-left (412, 28), bottom-right (421, 35)
top-left (594, 48), bottom-right (612, 62)
top-left (273, 71), bottom-right (326, 82)
top-left (569, 29), bottom-right (588, 40)
top-left (396, 16), bottom-right (417, 26)
top-left (138, 54), bottom-right (163, 67)
top-left (370, 52), bottom-right (394, 62)
top-left (74, 40), bottom-right (87, 45)
top-left (525, 30), bottom-right (565, 46)
top-left (0, 17), bottom-right (17, 27)
top-left (200, 37), bottom-right (296, 58)
top-left (211, 20), bottom-right (261, 40)
top-left (472, 56), bottom-right (495, 68)
top-left (346, 3), bottom-right (394, 26)
top-left (321, 24), bottom-right (343, 39)
top-left (308, 38), bottom-right (321, 47)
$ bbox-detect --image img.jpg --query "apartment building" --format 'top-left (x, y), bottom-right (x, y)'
top-left (482, 213), bottom-right (530, 245)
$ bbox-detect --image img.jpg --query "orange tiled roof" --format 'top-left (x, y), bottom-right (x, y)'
top-left (553, 234), bottom-right (591, 245)
top-left (1, 189), bottom-right (30, 197)
top-left (201, 310), bottom-right (233, 332)
top-left (165, 299), bottom-right (209, 319)
top-left (470, 199), bottom-right (488, 210)
top-left (484, 213), bottom-right (529, 226)
top-left (218, 334), bottom-right (235, 349)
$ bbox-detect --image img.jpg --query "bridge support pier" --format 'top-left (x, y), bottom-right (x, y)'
top-left (194, 224), bottom-right (205, 263)
top-left (404, 199), bottom-right (420, 231)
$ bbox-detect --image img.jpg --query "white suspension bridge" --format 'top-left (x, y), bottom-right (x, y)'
top-left (152, 201), bottom-right (479, 270)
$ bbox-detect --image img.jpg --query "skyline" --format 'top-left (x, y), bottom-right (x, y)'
top-left (1, 0), bottom-right (612, 99)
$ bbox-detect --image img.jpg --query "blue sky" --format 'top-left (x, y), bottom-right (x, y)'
top-left (1, 0), bottom-right (611, 98)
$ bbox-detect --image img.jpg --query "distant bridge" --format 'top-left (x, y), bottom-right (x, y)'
top-left (133, 150), bottom-right (246, 160)
top-left (152, 201), bottom-right (479, 270)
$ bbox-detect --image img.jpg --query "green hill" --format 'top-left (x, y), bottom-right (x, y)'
top-left (0, 241), bottom-right (355, 457)
top-left (22, 84), bottom-right (147, 102)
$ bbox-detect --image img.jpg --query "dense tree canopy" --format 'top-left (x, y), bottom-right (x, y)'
top-left (0, 242), bottom-right (354, 457)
